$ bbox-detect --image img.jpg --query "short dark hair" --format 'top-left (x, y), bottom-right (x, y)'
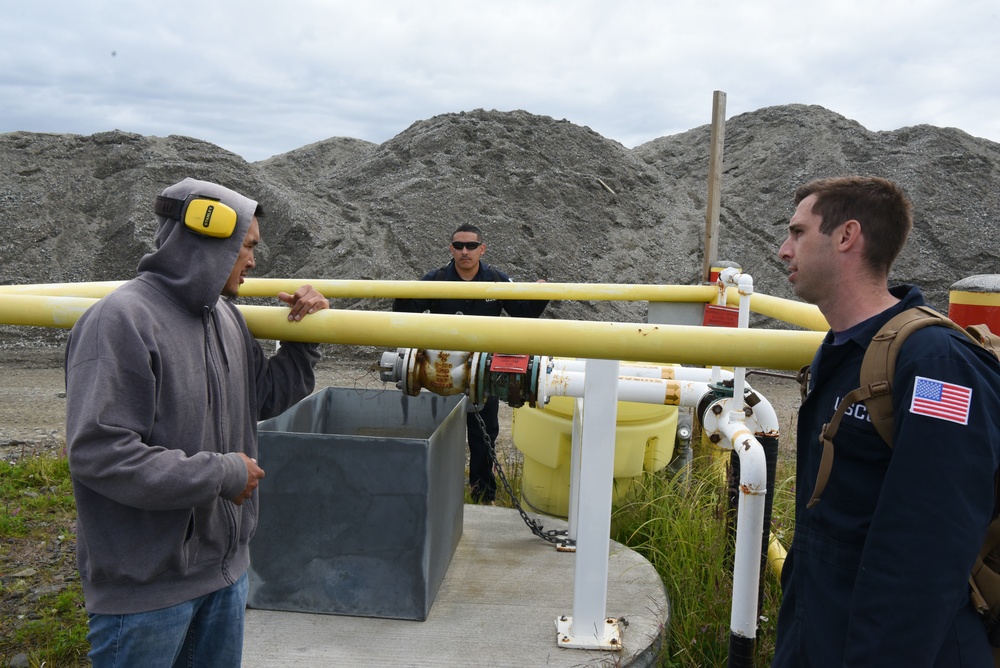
top-left (452, 223), bottom-right (483, 241)
top-left (794, 176), bottom-right (912, 275)
top-left (254, 203), bottom-right (266, 219)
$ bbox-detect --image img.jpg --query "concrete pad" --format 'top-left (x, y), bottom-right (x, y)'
top-left (244, 504), bottom-right (668, 667)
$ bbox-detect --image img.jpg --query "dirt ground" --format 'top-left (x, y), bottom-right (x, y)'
top-left (0, 347), bottom-right (402, 461)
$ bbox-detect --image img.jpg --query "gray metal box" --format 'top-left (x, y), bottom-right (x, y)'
top-left (247, 387), bottom-right (466, 621)
top-left (647, 301), bottom-right (706, 326)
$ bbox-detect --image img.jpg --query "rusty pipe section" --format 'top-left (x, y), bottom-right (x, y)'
top-left (379, 348), bottom-right (548, 407)
top-left (402, 349), bottom-right (473, 397)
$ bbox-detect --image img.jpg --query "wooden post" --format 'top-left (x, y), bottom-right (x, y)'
top-left (702, 91), bottom-right (727, 283)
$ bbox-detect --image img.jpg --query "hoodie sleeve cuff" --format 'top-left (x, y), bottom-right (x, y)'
top-left (219, 452), bottom-right (248, 500)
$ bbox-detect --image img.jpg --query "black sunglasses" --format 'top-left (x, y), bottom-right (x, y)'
top-left (451, 241), bottom-right (482, 251)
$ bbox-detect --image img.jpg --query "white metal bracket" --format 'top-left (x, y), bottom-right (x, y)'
top-left (555, 615), bottom-right (624, 651)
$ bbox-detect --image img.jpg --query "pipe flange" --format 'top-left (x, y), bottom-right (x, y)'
top-left (531, 355), bottom-right (550, 407)
top-left (700, 396), bottom-right (738, 450)
top-left (468, 352), bottom-right (489, 405)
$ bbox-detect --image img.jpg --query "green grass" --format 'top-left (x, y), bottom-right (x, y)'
top-left (0, 454), bottom-right (89, 667)
top-left (611, 455), bottom-right (795, 667)
top-left (1, 447), bottom-right (795, 668)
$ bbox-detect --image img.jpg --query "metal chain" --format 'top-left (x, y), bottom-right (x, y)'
top-left (471, 402), bottom-right (575, 550)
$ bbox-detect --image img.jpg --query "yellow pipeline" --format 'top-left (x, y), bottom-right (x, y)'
top-left (0, 294), bottom-right (823, 370)
top-left (0, 295), bottom-right (96, 328)
top-left (725, 291), bottom-right (828, 332)
top-left (0, 281), bottom-right (127, 298)
top-left (0, 279), bottom-right (828, 330)
top-left (0, 279), bottom-right (720, 302)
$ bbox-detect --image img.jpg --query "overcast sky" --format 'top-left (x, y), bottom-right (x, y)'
top-left (3, 1), bottom-right (998, 162)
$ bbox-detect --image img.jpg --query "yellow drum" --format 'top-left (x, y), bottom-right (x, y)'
top-left (512, 396), bottom-right (678, 518)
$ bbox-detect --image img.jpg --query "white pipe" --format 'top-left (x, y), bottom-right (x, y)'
top-left (718, 267), bottom-right (741, 305)
top-left (544, 360), bottom-right (782, 438)
top-left (545, 370), bottom-right (710, 408)
top-left (548, 358), bottom-right (734, 382)
top-left (719, 409), bottom-right (768, 640)
top-left (746, 393), bottom-right (780, 436)
top-left (699, 395), bottom-right (769, 642)
top-left (542, 358), bottom-right (788, 438)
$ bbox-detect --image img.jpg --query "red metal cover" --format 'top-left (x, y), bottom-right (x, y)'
top-left (490, 354), bottom-right (530, 373)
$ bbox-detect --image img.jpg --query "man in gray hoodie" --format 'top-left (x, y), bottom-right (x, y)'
top-left (64, 177), bottom-right (329, 667)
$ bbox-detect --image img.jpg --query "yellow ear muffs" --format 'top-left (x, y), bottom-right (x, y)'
top-left (154, 195), bottom-right (239, 239)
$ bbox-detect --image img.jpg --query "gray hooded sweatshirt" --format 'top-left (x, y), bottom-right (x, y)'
top-left (65, 177), bottom-right (321, 614)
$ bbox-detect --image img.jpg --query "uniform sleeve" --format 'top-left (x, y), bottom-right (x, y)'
top-left (843, 332), bottom-right (1000, 663)
top-left (393, 270), bottom-right (438, 313)
top-left (493, 271), bottom-right (549, 318)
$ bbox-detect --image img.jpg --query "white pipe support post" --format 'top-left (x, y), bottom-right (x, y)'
top-left (732, 272), bottom-right (754, 404)
top-left (710, 268), bottom-right (742, 386)
top-left (567, 397), bottom-right (584, 542)
top-left (557, 358), bottom-right (624, 651)
top-left (701, 397), bottom-right (768, 641)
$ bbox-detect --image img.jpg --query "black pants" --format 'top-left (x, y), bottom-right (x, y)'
top-left (466, 396), bottom-right (499, 503)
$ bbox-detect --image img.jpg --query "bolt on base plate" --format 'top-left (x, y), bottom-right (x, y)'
top-left (555, 615), bottom-right (623, 651)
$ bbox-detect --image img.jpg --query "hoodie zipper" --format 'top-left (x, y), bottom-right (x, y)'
top-left (203, 304), bottom-right (241, 567)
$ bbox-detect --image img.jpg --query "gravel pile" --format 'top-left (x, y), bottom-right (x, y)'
top-left (2, 104), bottom-right (998, 354)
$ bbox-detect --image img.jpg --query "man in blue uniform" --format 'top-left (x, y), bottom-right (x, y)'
top-left (772, 176), bottom-right (1000, 666)
top-left (393, 223), bottom-right (548, 504)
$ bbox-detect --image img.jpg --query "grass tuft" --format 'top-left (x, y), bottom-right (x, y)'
top-left (611, 456), bottom-right (795, 667)
top-left (1, 454), bottom-right (89, 667)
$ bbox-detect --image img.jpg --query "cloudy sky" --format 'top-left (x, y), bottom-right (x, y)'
top-left (3, 1), bottom-right (998, 162)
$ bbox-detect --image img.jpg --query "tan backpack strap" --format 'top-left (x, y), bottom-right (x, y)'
top-left (807, 386), bottom-right (872, 508)
top-left (809, 306), bottom-right (968, 508)
top-left (966, 324), bottom-right (1000, 361)
top-left (859, 306), bottom-right (973, 447)
top-left (971, 515), bottom-right (1000, 614)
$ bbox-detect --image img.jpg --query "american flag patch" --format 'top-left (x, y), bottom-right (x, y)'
top-left (909, 376), bottom-right (972, 425)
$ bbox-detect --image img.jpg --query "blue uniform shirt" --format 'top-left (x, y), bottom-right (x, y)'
top-left (773, 285), bottom-right (1000, 667)
top-left (392, 260), bottom-right (548, 318)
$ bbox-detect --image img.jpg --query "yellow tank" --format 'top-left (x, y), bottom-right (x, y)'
top-left (512, 395), bottom-right (678, 518)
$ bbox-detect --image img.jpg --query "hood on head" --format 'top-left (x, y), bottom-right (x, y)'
top-left (137, 178), bottom-right (258, 314)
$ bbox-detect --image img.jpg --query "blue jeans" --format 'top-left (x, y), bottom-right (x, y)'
top-left (87, 572), bottom-right (248, 668)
